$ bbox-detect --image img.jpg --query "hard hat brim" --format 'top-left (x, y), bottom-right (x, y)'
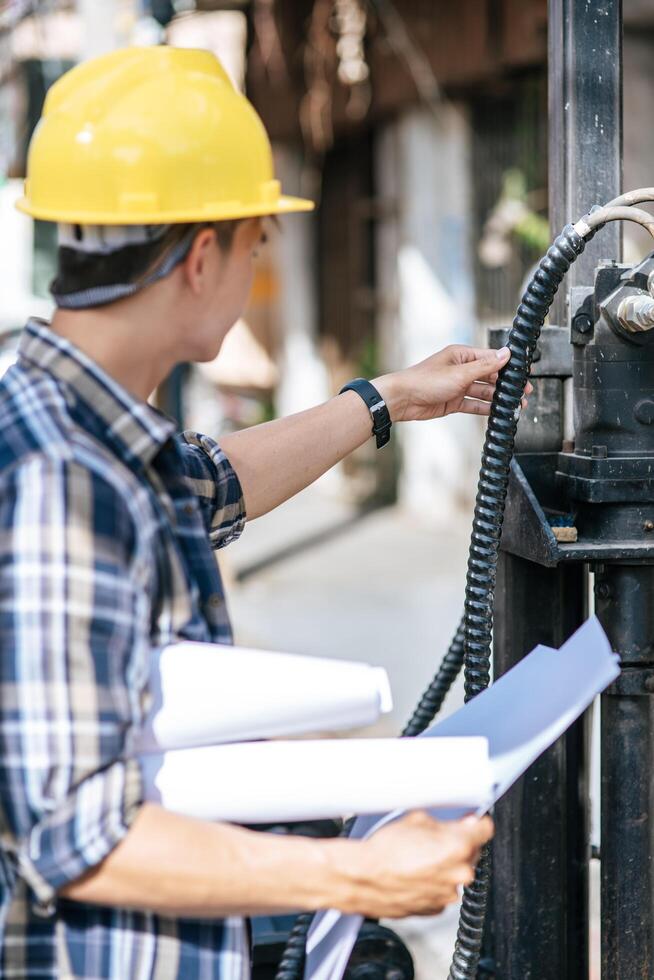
top-left (15, 194), bottom-right (315, 225)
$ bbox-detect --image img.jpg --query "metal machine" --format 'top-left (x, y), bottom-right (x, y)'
top-left (271, 1), bottom-right (654, 978)
top-left (484, 2), bottom-right (654, 978)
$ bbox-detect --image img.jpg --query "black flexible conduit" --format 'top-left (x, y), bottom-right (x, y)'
top-left (402, 616), bottom-right (465, 738)
top-left (273, 223), bottom-right (589, 980)
top-left (447, 223), bottom-right (588, 980)
top-left (275, 913), bottom-right (314, 980)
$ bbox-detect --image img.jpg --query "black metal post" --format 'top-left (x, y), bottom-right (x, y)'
top-left (595, 565), bottom-right (654, 979)
top-left (486, 3), bottom-right (624, 976)
top-left (548, 0), bottom-right (622, 324)
top-left (489, 555), bottom-right (588, 979)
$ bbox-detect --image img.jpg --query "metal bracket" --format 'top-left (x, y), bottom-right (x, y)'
top-left (499, 459), bottom-right (561, 567)
top-left (570, 286), bottom-right (595, 344)
top-left (488, 325), bottom-right (572, 377)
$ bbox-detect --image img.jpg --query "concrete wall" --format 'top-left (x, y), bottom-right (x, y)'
top-left (375, 103), bottom-right (481, 518)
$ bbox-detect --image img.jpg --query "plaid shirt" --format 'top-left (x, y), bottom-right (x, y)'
top-left (0, 320), bottom-right (249, 979)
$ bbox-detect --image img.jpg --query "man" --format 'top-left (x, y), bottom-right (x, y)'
top-left (0, 46), bottom-right (511, 978)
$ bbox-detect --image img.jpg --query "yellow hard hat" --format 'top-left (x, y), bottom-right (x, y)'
top-left (17, 46), bottom-right (314, 224)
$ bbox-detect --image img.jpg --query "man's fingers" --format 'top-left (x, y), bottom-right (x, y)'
top-left (460, 398), bottom-right (492, 416)
top-left (460, 815), bottom-right (495, 847)
top-left (466, 382), bottom-right (495, 402)
top-left (416, 904), bottom-right (447, 918)
top-left (450, 345), bottom-right (504, 364)
top-left (448, 863), bottom-right (476, 887)
top-left (463, 364), bottom-right (533, 400)
top-left (463, 347), bottom-right (510, 382)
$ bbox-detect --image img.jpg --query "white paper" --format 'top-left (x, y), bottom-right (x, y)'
top-left (305, 616), bottom-right (620, 980)
top-left (139, 736), bottom-right (492, 823)
top-left (134, 643), bottom-right (393, 753)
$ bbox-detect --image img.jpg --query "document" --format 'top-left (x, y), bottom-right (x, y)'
top-left (304, 616), bottom-right (620, 980)
top-left (134, 643), bottom-right (393, 753)
top-left (139, 736), bottom-right (493, 823)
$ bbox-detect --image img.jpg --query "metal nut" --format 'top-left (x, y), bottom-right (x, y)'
top-left (617, 293), bottom-right (654, 333)
top-left (572, 313), bottom-right (593, 335)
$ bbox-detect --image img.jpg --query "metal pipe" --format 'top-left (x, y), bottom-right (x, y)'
top-left (595, 564), bottom-right (654, 979)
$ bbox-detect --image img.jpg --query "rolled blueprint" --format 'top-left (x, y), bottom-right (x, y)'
top-left (139, 736), bottom-right (492, 823)
top-left (135, 643), bottom-right (393, 753)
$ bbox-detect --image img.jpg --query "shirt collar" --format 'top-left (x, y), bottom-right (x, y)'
top-left (18, 319), bottom-right (176, 469)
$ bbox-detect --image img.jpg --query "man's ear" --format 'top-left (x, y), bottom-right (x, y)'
top-left (183, 228), bottom-right (219, 295)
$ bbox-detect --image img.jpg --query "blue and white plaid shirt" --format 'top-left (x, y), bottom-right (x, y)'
top-left (0, 319), bottom-right (249, 979)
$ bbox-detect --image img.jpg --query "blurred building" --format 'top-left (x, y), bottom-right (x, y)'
top-left (1, 0), bottom-right (654, 515)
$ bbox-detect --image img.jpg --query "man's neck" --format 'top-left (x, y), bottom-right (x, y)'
top-left (50, 304), bottom-right (178, 403)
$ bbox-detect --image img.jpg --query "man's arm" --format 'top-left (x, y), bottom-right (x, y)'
top-left (60, 802), bottom-right (493, 920)
top-left (221, 345), bottom-right (518, 520)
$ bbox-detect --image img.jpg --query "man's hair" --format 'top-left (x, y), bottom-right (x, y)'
top-left (51, 220), bottom-right (242, 301)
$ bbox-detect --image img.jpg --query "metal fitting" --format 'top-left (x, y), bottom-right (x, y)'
top-left (572, 312), bottom-right (593, 335)
top-left (617, 292), bottom-right (654, 333)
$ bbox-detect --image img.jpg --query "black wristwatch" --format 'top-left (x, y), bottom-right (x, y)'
top-left (339, 378), bottom-right (392, 449)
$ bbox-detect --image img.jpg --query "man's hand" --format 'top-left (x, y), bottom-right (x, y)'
top-left (337, 812), bottom-right (494, 919)
top-left (374, 345), bottom-right (532, 422)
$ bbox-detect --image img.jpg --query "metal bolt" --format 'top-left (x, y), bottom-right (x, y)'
top-left (645, 520), bottom-right (654, 532)
top-left (617, 293), bottom-right (654, 333)
top-left (591, 445), bottom-right (608, 459)
top-left (595, 581), bottom-right (612, 600)
top-left (645, 676), bottom-right (654, 694)
top-left (634, 399), bottom-right (654, 425)
top-left (573, 313), bottom-right (593, 335)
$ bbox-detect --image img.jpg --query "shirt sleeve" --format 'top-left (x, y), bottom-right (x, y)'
top-left (177, 431), bottom-right (247, 549)
top-left (0, 454), bottom-right (149, 908)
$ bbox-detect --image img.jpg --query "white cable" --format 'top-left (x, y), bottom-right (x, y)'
top-left (574, 205), bottom-right (654, 240)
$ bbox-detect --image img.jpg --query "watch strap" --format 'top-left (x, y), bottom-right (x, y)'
top-left (339, 378), bottom-right (392, 449)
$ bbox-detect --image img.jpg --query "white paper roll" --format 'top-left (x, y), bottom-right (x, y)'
top-left (139, 736), bottom-right (492, 823)
top-left (134, 643), bottom-right (393, 754)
